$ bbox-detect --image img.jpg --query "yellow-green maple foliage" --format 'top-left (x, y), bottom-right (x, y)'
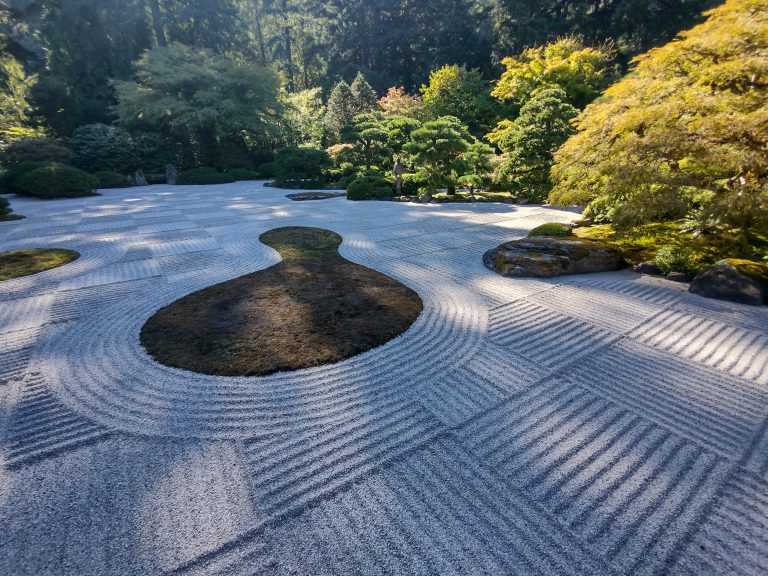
top-left (549, 0), bottom-right (768, 236)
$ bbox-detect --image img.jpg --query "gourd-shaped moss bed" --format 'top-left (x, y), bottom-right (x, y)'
top-left (141, 227), bottom-right (423, 376)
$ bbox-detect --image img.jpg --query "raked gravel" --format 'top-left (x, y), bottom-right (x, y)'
top-left (1, 181), bottom-right (767, 575)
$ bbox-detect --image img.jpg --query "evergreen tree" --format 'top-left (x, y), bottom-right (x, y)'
top-left (404, 116), bottom-right (473, 194)
top-left (344, 113), bottom-right (389, 170)
top-left (323, 80), bottom-right (357, 142)
top-left (350, 72), bottom-right (378, 114)
top-left (491, 87), bottom-right (578, 201)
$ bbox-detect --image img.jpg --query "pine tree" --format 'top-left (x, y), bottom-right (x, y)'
top-left (491, 87), bottom-right (578, 201)
top-left (350, 72), bottom-right (378, 114)
top-left (404, 116), bottom-right (472, 194)
top-left (323, 80), bottom-right (358, 143)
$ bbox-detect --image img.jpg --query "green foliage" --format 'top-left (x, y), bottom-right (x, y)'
top-left (0, 46), bottom-right (40, 143)
top-left (492, 37), bottom-right (617, 109)
top-left (654, 245), bottom-right (694, 274)
top-left (115, 43), bottom-right (283, 165)
top-left (344, 113), bottom-right (390, 170)
top-left (404, 116), bottom-right (473, 194)
top-left (16, 164), bottom-right (97, 198)
top-left (273, 146), bottom-right (331, 184)
top-left (0, 194), bottom-right (10, 216)
top-left (490, 0), bottom-right (717, 66)
top-left (324, 81), bottom-right (358, 143)
top-left (550, 0), bottom-right (768, 243)
top-left (420, 65), bottom-right (498, 134)
top-left (0, 161), bottom-right (47, 193)
top-left (528, 223), bottom-right (574, 237)
top-left (350, 73), bottom-right (378, 114)
top-left (400, 173), bottom-right (427, 195)
top-left (283, 88), bottom-right (325, 147)
top-left (385, 116), bottom-right (422, 159)
top-left (93, 170), bottom-right (130, 189)
top-left (346, 171), bottom-right (394, 200)
top-left (176, 167), bottom-right (235, 185)
top-left (69, 124), bottom-right (138, 173)
top-left (1, 138), bottom-right (73, 166)
top-left (490, 87), bottom-right (578, 202)
top-left (30, 0), bottom-right (151, 136)
top-left (228, 168), bottom-right (260, 181)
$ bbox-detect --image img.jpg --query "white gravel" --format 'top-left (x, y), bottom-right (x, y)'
top-left (1, 181), bottom-right (767, 575)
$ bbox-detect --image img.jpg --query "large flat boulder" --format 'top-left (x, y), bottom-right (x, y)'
top-left (689, 259), bottom-right (768, 305)
top-left (483, 237), bottom-right (624, 278)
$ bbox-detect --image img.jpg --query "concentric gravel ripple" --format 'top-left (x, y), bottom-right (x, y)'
top-left (36, 223), bottom-right (486, 439)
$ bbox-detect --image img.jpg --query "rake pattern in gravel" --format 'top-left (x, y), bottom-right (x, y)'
top-left (1, 181), bottom-right (767, 575)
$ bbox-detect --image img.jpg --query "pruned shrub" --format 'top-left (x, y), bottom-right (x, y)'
top-left (401, 172), bottom-right (427, 195)
top-left (1, 138), bottom-right (73, 166)
top-left (16, 164), bottom-right (98, 198)
top-left (176, 167), bottom-right (235, 185)
top-left (654, 245), bottom-right (694, 275)
top-left (145, 173), bottom-right (166, 184)
top-left (93, 170), bottom-right (130, 189)
top-left (0, 195), bottom-right (11, 216)
top-left (528, 223), bottom-right (573, 237)
top-left (0, 161), bottom-right (48, 193)
top-left (257, 162), bottom-right (276, 178)
top-left (346, 171), bottom-right (393, 201)
top-left (228, 168), bottom-right (260, 181)
top-left (273, 147), bottom-right (330, 186)
top-left (69, 124), bottom-right (138, 173)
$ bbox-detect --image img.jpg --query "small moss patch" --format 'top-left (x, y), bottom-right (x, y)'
top-left (286, 192), bottom-right (346, 201)
top-left (0, 213), bottom-right (25, 221)
top-left (140, 227), bottom-right (423, 376)
top-left (0, 248), bottom-right (80, 281)
top-left (529, 223), bottom-right (573, 237)
top-left (726, 259), bottom-right (768, 285)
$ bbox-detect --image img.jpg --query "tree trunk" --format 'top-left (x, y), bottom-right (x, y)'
top-left (148, 0), bottom-right (167, 47)
top-left (281, 0), bottom-right (295, 92)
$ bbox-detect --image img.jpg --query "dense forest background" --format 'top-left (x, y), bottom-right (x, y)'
top-left (0, 0), bottom-right (716, 137)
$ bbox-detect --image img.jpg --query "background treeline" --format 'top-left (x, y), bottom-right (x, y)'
top-left (0, 0), bottom-right (716, 138)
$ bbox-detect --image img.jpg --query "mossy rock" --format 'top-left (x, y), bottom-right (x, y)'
top-left (689, 259), bottom-right (768, 306)
top-left (484, 237), bottom-right (624, 278)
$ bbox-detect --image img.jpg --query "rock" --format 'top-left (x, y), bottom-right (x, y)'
top-left (483, 237), bottom-right (624, 278)
top-left (467, 194), bottom-right (477, 203)
top-left (666, 271), bottom-right (689, 282)
top-left (419, 193), bottom-right (432, 204)
top-left (134, 169), bottom-right (148, 187)
top-left (635, 261), bottom-right (662, 275)
top-left (165, 164), bottom-right (178, 185)
top-left (689, 259), bottom-right (768, 306)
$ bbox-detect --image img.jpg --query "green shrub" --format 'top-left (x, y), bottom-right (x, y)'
top-left (16, 164), bottom-right (97, 198)
top-left (1, 138), bottom-right (73, 166)
top-left (583, 195), bottom-right (617, 224)
top-left (654, 245), bottom-right (694, 275)
top-left (346, 171), bottom-right (394, 201)
top-left (528, 223), bottom-right (573, 237)
top-left (132, 132), bottom-right (190, 173)
top-left (257, 162), bottom-right (276, 178)
top-left (228, 168), bottom-right (260, 181)
top-left (69, 124), bottom-right (138, 173)
top-left (0, 194), bottom-right (10, 216)
top-left (176, 167), bottom-right (235, 185)
top-left (0, 161), bottom-right (48, 193)
top-left (401, 173), bottom-right (427, 195)
top-left (273, 147), bottom-right (330, 184)
top-left (145, 173), bottom-right (166, 184)
top-left (93, 170), bottom-right (130, 189)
